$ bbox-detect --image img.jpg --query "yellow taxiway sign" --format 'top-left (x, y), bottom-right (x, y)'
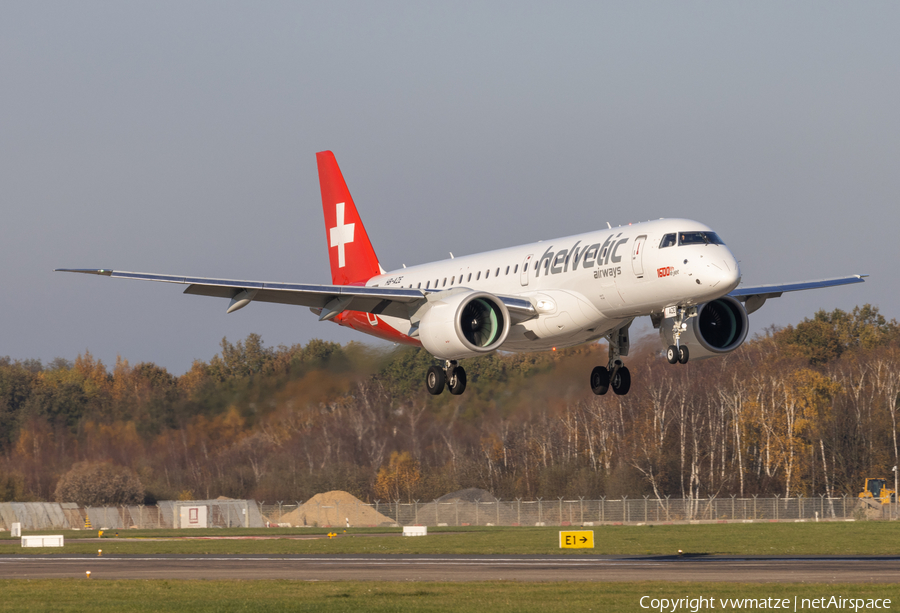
top-left (559, 530), bottom-right (594, 548)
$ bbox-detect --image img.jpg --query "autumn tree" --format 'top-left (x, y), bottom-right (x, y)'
top-left (53, 461), bottom-right (144, 506)
top-left (0, 473), bottom-right (27, 502)
top-left (374, 451), bottom-right (421, 502)
top-left (778, 368), bottom-right (842, 497)
top-left (775, 304), bottom-right (899, 364)
top-left (2, 313), bottom-right (899, 504)
top-left (0, 357), bottom-right (40, 450)
top-left (207, 334), bottom-right (276, 381)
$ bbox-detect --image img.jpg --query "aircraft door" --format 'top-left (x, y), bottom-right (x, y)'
top-left (631, 235), bottom-right (647, 277)
top-left (520, 254), bottom-right (533, 286)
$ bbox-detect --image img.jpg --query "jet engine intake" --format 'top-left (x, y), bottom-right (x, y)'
top-left (659, 295), bottom-right (749, 360)
top-left (418, 291), bottom-right (511, 360)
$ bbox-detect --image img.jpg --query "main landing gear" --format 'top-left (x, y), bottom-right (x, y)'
top-left (591, 324), bottom-right (632, 396)
top-left (426, 360), bottom-right (467, 396)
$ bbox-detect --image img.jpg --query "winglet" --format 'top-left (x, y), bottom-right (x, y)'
top-left (316, 151), bottom-right (382, 286)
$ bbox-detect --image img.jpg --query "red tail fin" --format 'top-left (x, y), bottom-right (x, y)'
top-left (316, 151), bottom-right (382, 286)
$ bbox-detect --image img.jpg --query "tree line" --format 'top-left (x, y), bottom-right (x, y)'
top-left (1, 305), bottom-right (898, 505)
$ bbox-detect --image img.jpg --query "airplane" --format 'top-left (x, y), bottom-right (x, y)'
top-left (58, 151), bottom-right (866, 396)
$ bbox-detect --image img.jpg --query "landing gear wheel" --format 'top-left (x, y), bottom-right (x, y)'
top-left (448, 366), bottom-right (467, 395)
top-left (611, 366), bottom-right (631, 396)
top-left (677, 345), bottom-right (690, 365)
top-left (426, 365), bottom-right (445, 395)
top-left (590, 366), bottom-right (610, 395)
top-left (666, 345), bottom-right (679, 364)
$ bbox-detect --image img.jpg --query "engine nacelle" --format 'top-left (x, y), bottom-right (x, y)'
top-left (659, 295), bottom-right (749, 360)
top-left (418, 291), bottom-right (511, 360)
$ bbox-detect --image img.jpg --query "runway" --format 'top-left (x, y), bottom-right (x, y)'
top-left (2, 554), bottom-right (898, 582)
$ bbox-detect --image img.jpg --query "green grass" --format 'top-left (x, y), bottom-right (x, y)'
top-left (2, 522), bottom-right (899, 556)
top-left (3, 525), bottom-right (897, 611)
top-left (0, 580), bottom-right (895, 613)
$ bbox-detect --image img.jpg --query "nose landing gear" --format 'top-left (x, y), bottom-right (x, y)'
top-left (666, 344), bottom-right (689, 365)
top-left (426, 360), bottom-right (467, 396)
top-left (665, 306), bottom-right (694, 365)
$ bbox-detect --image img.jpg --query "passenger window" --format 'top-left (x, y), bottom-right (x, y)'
top-left (495, 268), bottom-right (500, 276)
top-left (505, 266), bottom-right (510, 275)
top-left (451, 276), bottom-right (455, 285)
top-left (477, 272), bottom-right (481, 280)
top-left (486, 270), bottom-right (490, 279)
top-left (467, 273), bottom-right (472, 282)
top-left (442, 278), bottom-right (447, 287)
top-left (514, 265), bottom-right (519, 273)
top-left (659, 233), bottom-right (676, 248)
top-left (523, 263), bottom-right (528, 272)
top-left (426, 281), bottom-right (430, 289)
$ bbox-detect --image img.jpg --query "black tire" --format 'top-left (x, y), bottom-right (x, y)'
top-left (449, 366), bottom-right (467, 395)
top-left (611, 366), bottom-right (631, 396)
top-left (666, 345), bottom-right (678, 364)
top-left (426, 365), bottom-right (445, 395)
top-left (590, 366), bottom-right (609, 395)
top-left (678, 345), bottom-right (690, 365)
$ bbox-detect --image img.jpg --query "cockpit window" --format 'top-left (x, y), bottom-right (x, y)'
top-left (659, 233), bottom-right (676, 248)
top-left (678, 231), bottom-right (725, 246)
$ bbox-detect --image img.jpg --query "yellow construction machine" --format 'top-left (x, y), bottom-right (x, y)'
top-left (858, 478), bottom-right (896, 505)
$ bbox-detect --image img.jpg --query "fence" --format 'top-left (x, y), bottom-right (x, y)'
top-left (2, 496), bottom-right (897, 531)
top-left (260, 495), bottom-right (897, 528)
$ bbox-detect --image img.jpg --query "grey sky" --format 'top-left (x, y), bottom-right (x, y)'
top-left (2, 2), bottom-right (897, 374)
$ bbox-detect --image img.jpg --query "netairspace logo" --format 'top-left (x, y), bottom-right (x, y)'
top-left (639, 596), bottom-right (893, 613)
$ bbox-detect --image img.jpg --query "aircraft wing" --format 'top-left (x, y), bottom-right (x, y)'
top-left (728, 274), bottom-right (867, 314)
top-left (55, 269), bottom-right (537, 322)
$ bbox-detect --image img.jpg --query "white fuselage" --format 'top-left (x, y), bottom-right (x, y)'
top-left (364, 218), bottom-right (741, 351)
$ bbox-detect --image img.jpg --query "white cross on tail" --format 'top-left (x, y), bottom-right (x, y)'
top-left (329, 202), bottom-right (355, 268)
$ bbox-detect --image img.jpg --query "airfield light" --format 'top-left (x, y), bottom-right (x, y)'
top-left (893, 466), bottom-right (898, 520)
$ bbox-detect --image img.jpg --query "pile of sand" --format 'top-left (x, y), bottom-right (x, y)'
top-left (437, 488), bottom-right (497, 504)
top-left (417, 488), bottom-right (499, 526)
top-left (279, 490), bottom-right (396, 527)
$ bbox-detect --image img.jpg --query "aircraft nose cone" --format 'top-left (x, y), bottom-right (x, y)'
top-left (704, 256), bottom-right (741, 292)
top-left (719, 256), bottom-right (741, 291)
